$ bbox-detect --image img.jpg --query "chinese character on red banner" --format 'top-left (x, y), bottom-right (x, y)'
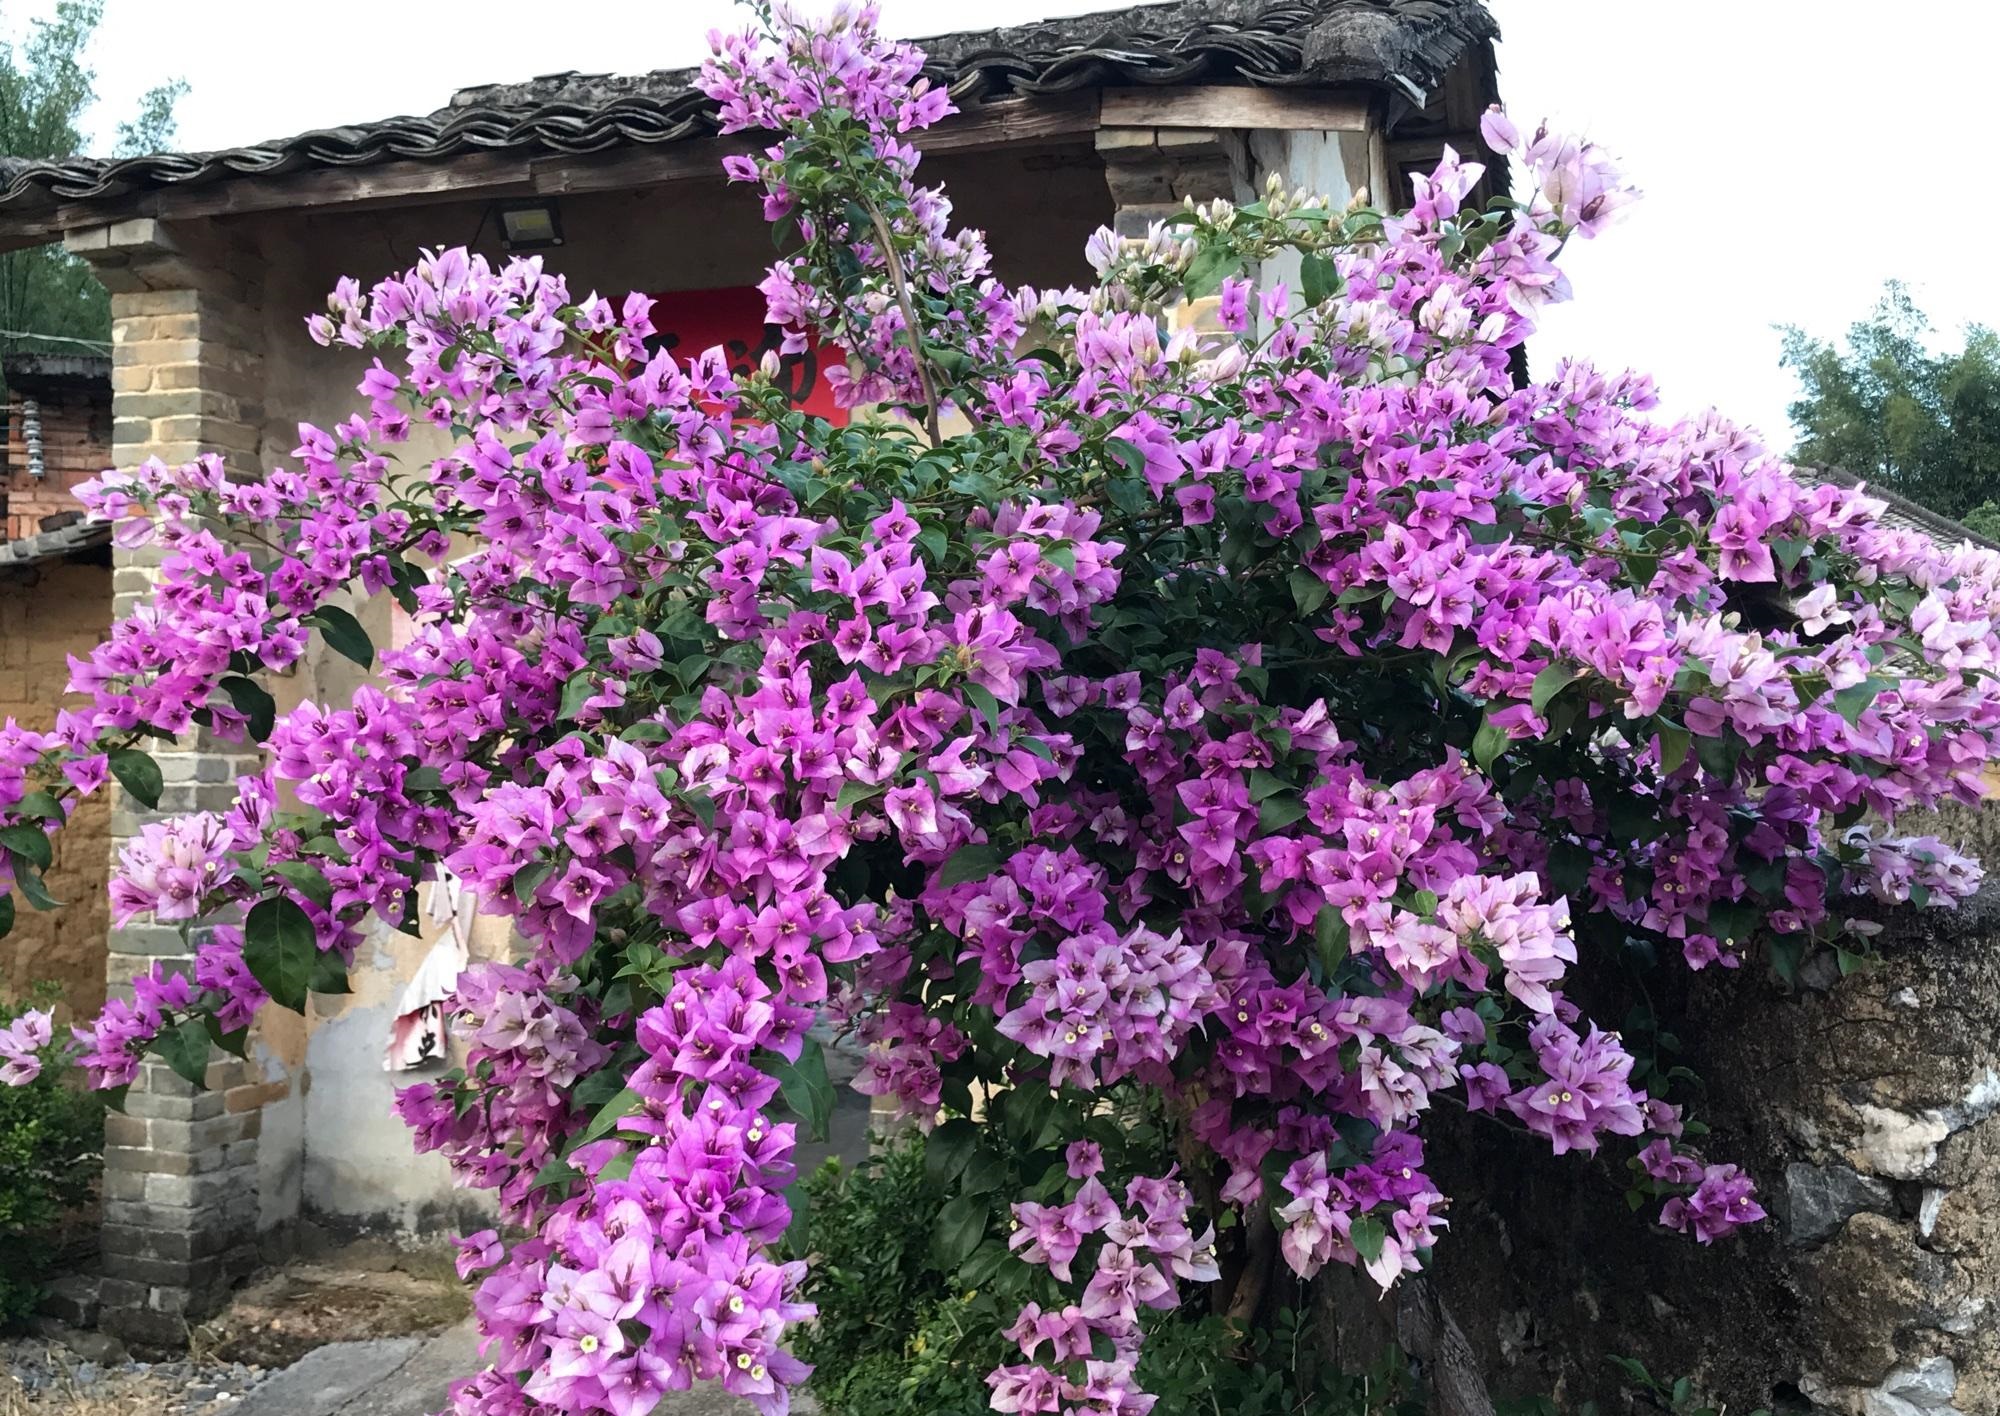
top-left (649, 286), bottom-right (849, 425)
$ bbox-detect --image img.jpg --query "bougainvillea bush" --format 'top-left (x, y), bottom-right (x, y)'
top-left (4, 1), bottom-right (1998, 1411)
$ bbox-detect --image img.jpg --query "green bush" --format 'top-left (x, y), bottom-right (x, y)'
top-left (0, 992), bottom-right (104, 1327)
top-left (785, 1133), bottom-right (1423, 1416)
top-left (787, 1140), bottom-right (1009, 1416)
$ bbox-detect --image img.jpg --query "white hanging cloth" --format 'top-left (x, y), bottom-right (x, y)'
top-left (384, 866), bottom-right (475, 1071)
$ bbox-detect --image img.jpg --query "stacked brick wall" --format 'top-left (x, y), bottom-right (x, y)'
top-left (68, 218), bottom-right (273, 1345)
top-left (0, 379), bottom-right (111, 540)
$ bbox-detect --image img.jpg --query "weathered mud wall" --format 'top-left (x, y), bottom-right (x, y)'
top-left (0, 555), bottom-right (112, 1023)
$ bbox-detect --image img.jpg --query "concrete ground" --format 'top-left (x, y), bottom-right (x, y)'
top-left (231, 1322), bottom-right (816, 1415)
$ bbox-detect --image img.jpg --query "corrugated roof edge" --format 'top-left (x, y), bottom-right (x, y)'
top-left (1803, 465), bottom-right (1998, 551)
top-left (0, 0), bottom-right (1496, 226)
top-left (0, 517), bottom-right (111, 567)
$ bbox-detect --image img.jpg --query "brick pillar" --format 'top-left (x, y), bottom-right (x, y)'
top-left (66, 217), bottom-right (272, 1346)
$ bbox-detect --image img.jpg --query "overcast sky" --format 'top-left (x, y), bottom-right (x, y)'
top-left (42, 0), bottom-right (2000, 447)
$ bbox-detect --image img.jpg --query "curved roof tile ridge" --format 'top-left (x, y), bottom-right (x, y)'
top-left (0, 0), bottom-right (1494, 222)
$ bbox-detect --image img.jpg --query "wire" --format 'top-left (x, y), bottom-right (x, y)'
top-left (0, 328), bottom-right (113, 349)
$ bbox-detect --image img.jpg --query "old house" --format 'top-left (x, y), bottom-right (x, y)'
top-left (0, 0), bottom-right (1501, 1341)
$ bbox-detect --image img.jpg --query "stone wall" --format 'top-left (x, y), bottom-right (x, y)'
top-left (1400, 882), bottom-right (2000, 1416)
top-left (0, 555), bottom-right (111, 1021)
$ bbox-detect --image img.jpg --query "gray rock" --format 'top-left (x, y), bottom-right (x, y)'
top-left (1783, 1161), bottom-right (1893, 1245)
top-left (1863, 1355), bottom-right (1961, 1415)
top-left (37, 1273), bottom-right (102, 1329)
top-left (230, 1337), bottom-right (424, 1416)
top-left (333, 1321), bottom-right (481, 1416)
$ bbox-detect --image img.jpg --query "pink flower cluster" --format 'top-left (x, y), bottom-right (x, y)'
top-left (994, 1164), bottom-right (1218, 1415)
top-left (0, 1008), bottom-right (51, 1086)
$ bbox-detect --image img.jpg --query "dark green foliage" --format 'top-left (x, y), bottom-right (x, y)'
top-left (787, 1141), bottom-right (1008, 1416)
top-left (787, 1133), bottom-right (1428, 1416)
top-left (0, 991), bottom-right (103, 1327)
top-left (0, 1), bottom-right (185, 359)
top-left (1782, 282), bottom-right (2000, 520)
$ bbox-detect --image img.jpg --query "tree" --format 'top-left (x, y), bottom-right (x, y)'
top-left (1782, 282), bottom-right (2000, 521)
top-left (2, 8), bottom-right (1999, 1416)
top-left (0, 0), bottom-right (185, 359)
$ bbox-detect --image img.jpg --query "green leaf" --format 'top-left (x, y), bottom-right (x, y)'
top-left (958, 1239), bottom-right (1013, 1289)
top-left (761, 1036), bottom-right (835, 1143)
top-left (309, 951), bottom-right (351, 996)
top-left (204, 1014), bottom-right (249, 1058)
top-left (307, 605), bottom-right (375, 670)
top-left (962, 681), bottom-right (1003, 733)
top-left (1833, 677), bottom-right (1884, 724)
top-left (271, 859), bottom-right (335, 909)
top-left (1247, 770), bottom-right (1288, 803)
top-left (13, 865), bottom-right (60, 910)
top-left (1471, 718), bottom-right (1508, 773)
top-left (931, 1194), bottom-right (990, 1269)
top-left (938, 842), bottom-right (1005, 888)
top-left (1289, 568), bottom-right (1330, 616)
top-left (1300, 252), bottom-right (1340, 306)
top-left (1657, 724), bottom-right (1691, 776)
top-left (559, 672), bottom-right (596, 720)
top-left (0, 823), bottom-right (52, 871)
top-left (1349, 1214), bottom-right (1386, 1265)
top-left (13, 791), bottom-right (63, 822)
top-left (403, 766), bottom-right (445, 793)
top-left (513, 860), bottom-right (555, 907)
top-left (1530, 663), bottom-right (1582, 715)
top-left (1182, 245), bottom-right (1237, 299)
top-left (960, 1147), bottom-right (1010, 1196)
top-left (575, 1087), bottom-right (644, 1147)
top-left (1313, 905), bottom-right (1349, 973)
top-left (149, 1017), bottom-right (213, 1089)
top-left (244, 895), bottom-right (317, 1012)
top-left (835, 779), bottom-right (885, 812)
top-left (1258, 796), bottom-right (1308, 834)
top-left (925, 1118), bottom-right (979, 1189)
top-left (1104, 438), bottom-right (1148, 479)
top-left (0, 892), bottom-right (12, 938)
top-left (108, 749), bottom-right (164, 811)
top-left (219, 675), bottom-right (277, 742)
top-left (531, 1157), bottom-right (581, 1193)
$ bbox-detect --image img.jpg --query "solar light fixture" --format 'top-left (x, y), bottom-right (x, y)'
top-left (498, 199), bottom-right (564, 250)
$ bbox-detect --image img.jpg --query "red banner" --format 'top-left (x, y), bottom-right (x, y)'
top-left (649, 286), bottom-right (848, 425)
